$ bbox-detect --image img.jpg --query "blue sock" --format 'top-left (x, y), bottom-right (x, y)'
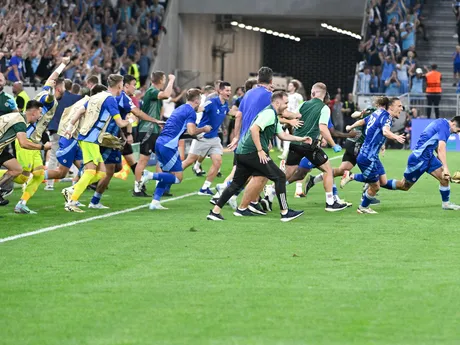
top-left (152, 172), bottom-right (179, 184)
top-left (153, 181), bottom-right (169, 201)
top-left (361, 190), bottom-right (374, 208)
top-left (332, 184), bottom-right (338, 196)
top-left (381, 179), bottom-right (396, 190)
top-left (439, 185), bottom-right (450, 202)
top-left (165, 184), bottom-right (171, 193)
top-left (91, 192), bottom-right (102, 205)
top-left (353, 174), bottom-right (366, 182)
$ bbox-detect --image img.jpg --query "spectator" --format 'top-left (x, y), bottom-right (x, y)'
top-left (385, 70), bottom-right (401, 96)
top-left (453, 45), bottom-right (460, 86)
top-left (401, 23), bottom-right (415, 51)
top-left (425, 64), bottom-right (442, 119)
top-left (64, 79), bottom-right (73, 92)
top-left (396, 62), bottom-right (409, 93)
top-left (409, 67), bottom-right (425, 106)
top-left (358, 66), bottom-right (371, 94)
top-left (370, 67), bottom-right (380, 93)
top-left (127, 55), bottom-right (140, 88)
top-left (138, 46), bottom-right (151, 87)
top-left (383, 23), bottom-right (399, 42)
top-left (331, 93), bottom-right (344, 136)
top-left (381, 55), bottom-right (396, 92)
top-left (7, 47), bottom-right (24, 82)
top-left (404, 107), bottom-right (418, 148)
top-left (0, 73), bottom-right (18, 116)
top-left (383, 37), bottom-right (401, 59)
top-left (12, 82), bottom-right (29, 113)
top-left (150, 0), bottom-right (165, 20)
top-left (367, 36), bottom-right (383, 75)
top-left (404, 50), bottom-right (417, 67)
top-left (342, 93), bottom-right (356, 128)
top-left (63, 56), bottom-right (80, 80)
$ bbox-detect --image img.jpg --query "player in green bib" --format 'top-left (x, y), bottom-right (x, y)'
top-left (207, 91), bottom-right (311, 222)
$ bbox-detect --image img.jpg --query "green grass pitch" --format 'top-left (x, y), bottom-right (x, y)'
top-left (1, 149), bottom-right (460, 345)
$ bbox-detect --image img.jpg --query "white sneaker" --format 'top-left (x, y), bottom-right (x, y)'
top-left (279, 159), bottom-right (286, 172)
top-left (228, 195), bottom-right (238, 210)
top-left (89, 203), bottom-right (110, 209)
top-left (336, 197), bottom-right (352, 207)
top-left (340, 171), bottom-right (352, 189)
top-left (215, 183), bottom-right (226, 198)
top-left (264, 184), bottom-right (276, 203)
top-left (357, 206), bottom-right (378, 214)
top-left (61, 187), bottom-right (74, 203)
top-left (64, 202), bottom-right (85, 213)
top-left (442, 202), bottom-right (460, 210)
top-left (44, 185), bottom-right (54, 191)
top-left (149, 200), bottom-right (168, 210)
top-left (76, 201), bottom-right (86, 207)
top-left (141, 170), bottom-right (151, 187)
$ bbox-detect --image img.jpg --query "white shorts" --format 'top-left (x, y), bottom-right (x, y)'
top-left (189, 137), bottom-right (223, 157)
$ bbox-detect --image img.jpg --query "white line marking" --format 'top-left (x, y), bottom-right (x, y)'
top-left (0, 191), bottom-right (199, 244)
top-left (0, 154), bottom-right (343, 244)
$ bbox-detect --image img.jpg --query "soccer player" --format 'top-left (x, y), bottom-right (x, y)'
top-left (284, 82), bottom-right (347, 212)
top-left (182, 82), bottom-right (232, 195)
top-left (133, 71), bottom-right (175, 196)
top-left (89, 75), bottom-right (164, 208)
top-left (14, 57), bottom-right (70, 214)
top-left (341, 97), bottom-right (406, 214)
top-left (388, 116), bottom-right (460, 210)
top-left (0, 101), bottom-right (52, 206)
top-left (141, 88), bottom-right (211, 210)
top-left (63, 75), bottom-right (133, 212)
top-left (207, 91), bottom-right (308, 222)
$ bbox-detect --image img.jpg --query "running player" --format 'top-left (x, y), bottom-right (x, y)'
top-left (14, 57), bottom-right (70, 214)
top-left (134, 71), bottom-right (175, 196)
top-left (340, 97), bottom-right (406, 214)
top-left (207, 91), bottom-right (308, 222)
top-left (63, 75), bottom-right (133, 212)
top-left (182, 81), bottom-right (231, 195)
top-left (0, 101), bottom-right (51, 206)
top-left (141, 88), bottom-right (211, 210)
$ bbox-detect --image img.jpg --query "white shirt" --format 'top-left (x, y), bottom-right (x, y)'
top-left (288, 92), bottom-right (304, 112)
top-left (162, 98), bottom-right (176, 118)
top-left (195, 94), bottom-right (207, 124)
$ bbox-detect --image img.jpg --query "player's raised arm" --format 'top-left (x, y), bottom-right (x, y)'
top-left (45, 56), bottom-right (70, 85)
top-left (158, 74), bottom-right (175, 100)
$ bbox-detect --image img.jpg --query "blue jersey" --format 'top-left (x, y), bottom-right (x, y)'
top-left (238, 86), bottom-right (272, 143)
top-left (26, 86), bottom-right (56, 139)
top-left (104, 91), bottom-right (136, 136)
top-left (413, 118), bottom-right (450, 161)
top-left (199, 97), bottom-right (229, 139)
top-left (78, 96), bottom-right (120, 143)
top-left (360, 109), bottom-right (392, 160)
top-left (157, 103), bottom-right (197, 149)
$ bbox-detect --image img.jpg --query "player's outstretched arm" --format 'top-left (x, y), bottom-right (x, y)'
top-left (45, 56), bottom-right (70, 85)
top-left (276, 130), bottom-right (312, 144)
top-left (17, 132), bottom-right (51, 151)
top-left (186, 123), bottom-right (211, 136)
top-left (279, 117), bottom-right (304, 128)
top-left (345, 119), bottom-right (366, 132)
top-left (383, 126), bottom-right (405, 144)
top-left (281, 109), bottom-right (301, 119)
top-left (330, 127), bottom-right (358, 139)
top-left (131, 107), bottom-right (165, 125)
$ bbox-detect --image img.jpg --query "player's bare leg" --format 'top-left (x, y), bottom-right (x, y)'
top-left (89, 163), bottom-right (119, 209)
top-left (198, 153), bottom-right (221, 195)
top-left (358, 180), bottom-right (380, 214)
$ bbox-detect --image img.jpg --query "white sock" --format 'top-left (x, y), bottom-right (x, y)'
top-left (134, 181), bottom-right (141, 193)
top-left (313, 174), bottom-right (324, 185)
top-left (194, 161), bottom-right (201, 172)
top-left (230, 195), bottom-right (237, 202)
top-left (156, 180), bottom-right (159, 187)
top-left (282, 140), bottom-right (290, 157)
top-left (202, 180), bottom-right (212, 189)
top-left (326, 192), bottom-right (334, 205)
top-left (295, 182), bottom-right (303, 194)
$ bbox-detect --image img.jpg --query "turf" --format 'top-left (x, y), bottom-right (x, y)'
top-left (1, 149), bottom-right (460, 345)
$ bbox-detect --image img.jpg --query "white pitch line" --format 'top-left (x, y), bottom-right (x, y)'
top-left (0, 154), bottom-right (343, 244)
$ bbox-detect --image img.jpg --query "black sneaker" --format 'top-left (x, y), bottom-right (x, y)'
top-left (141, 184), bottom-right (147, 193)
top-left (216, 171), bottom-right (222, 178)
top-left (233, 208), bottom-right (255, 217)
top-left (207, 210), bottom-right (225, 221)
top-left (260, 196), bottom-right (272, 212)
top-left (163, 192), bottom-right (173, 197)
top-left (304, 175), bottom-right (315, 196)
top-left (280, 209), bottom-right (304, 222)
top-left (193, 167), bottom-right (206, 177)
top-left (248, 202), bottom-right (267, 215)
top-left (132, 190), bottom-right (150, 197)
top-left (0, 187), bottom-right (13, 198)
top-left (209, 197), bottom-right (219, 205)
top-left (325, 201), bottom-right (348, 212)
top-left (0, 195), bottom-right (9, 206)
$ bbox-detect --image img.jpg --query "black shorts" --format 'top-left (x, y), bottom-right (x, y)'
top-left (121, 127), bottom-right (134, 156)
top-left (234, 152), bottom-right (285, 182)
top-left (286, 142), bottom-right (328, 167)
top-left (342, 140), bottom-right (360, 166)
top-left (138, 132), bottom-right (159, 156)
top-left (0, 149), bottom-right (14, 167)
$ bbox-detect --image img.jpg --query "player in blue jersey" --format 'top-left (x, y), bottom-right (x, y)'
top-left (182, 81), bottom-right (232, 195)
top-left (389, 116), bottom-right (460, 210)
top-left (88, 75), bottom-right (164, 208)
top-left (340, 97), bottom-right (406, 214)
top-left (141, 88), bottom-right (211, 210)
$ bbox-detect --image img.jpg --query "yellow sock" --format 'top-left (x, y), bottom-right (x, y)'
top-left (21, 169), bottom-right (44, 202)
top-left (14, 174), bottom-right (29, 185)
top-left (71, 169), bottom-right (96, 201)
top-left (94, 171), bottom-right (106, 183)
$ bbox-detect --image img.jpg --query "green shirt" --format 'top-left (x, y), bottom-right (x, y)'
top-left (0, 91), bottom-right (18, 116)
top-left (291, 98), bottom-right (329, 144)
top-left (139, 87), bottom-right (161, 134)
top-left (347, 106), bottom-right (376, 144)
top-left (236, 106), bottom-right (282, 154)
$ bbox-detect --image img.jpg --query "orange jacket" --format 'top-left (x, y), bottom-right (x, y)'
top-left (425, 71), bottom-right (442, 93)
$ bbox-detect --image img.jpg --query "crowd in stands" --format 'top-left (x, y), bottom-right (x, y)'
top-left (0, 0), bottom-right (168, 90)
top-left (356, 0), bottom-right (428, 96)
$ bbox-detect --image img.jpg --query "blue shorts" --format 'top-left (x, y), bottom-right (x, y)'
top-left (357, 155), bottom-right (385, 183)
top-left (101, 147), bottom-right (122, 165)
top-left (403, 153), bottom-right (442, 183)
top-left (56, 137), bottom-right (83, 168)
top-left (298, 157), bottom-right (315, 170)
top-left (454, 63), bottom-right (460, 74)
top-left (155, 143), bottom-right (182, 172)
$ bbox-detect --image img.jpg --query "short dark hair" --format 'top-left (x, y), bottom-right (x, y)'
top-left (204, 85), bottom-right (214, 93)
top-left (151, 71), bottom-right (166, 84)
top-left (451, 116), bottom-right (460, 127)
top-left (90, 84), bottom-right (108, 96)
top-left (244, 78), bottom-right (258, 92)
top-left (70, 55), bottom-right (79, 62)
top-left (388, 97), bottom-right (400, 108)
top-left (123, 74), bottom-right (137, 86)
top-left (431, 64), bottom-right (438, 70)
top-left (128, 55), bottom-right (135, 62)
top-left (186, 88), bottom-right (202, 102)
top-left (71, 83), bottom-right (81, 94)
top-left (218, 81), bottom-right (231, 90)
top-left (271, 91), bottom-right (287, 102)
top-left (86, 76), bottom-right (99, 87)
top-left (26, 100), bottom-right (43, 110)
top-left (258, 66), bottom-right (273, 84)
top-left (290, 79), bottom-right (301, 91)
top-left (64, 79), bottom-right (73, 91)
